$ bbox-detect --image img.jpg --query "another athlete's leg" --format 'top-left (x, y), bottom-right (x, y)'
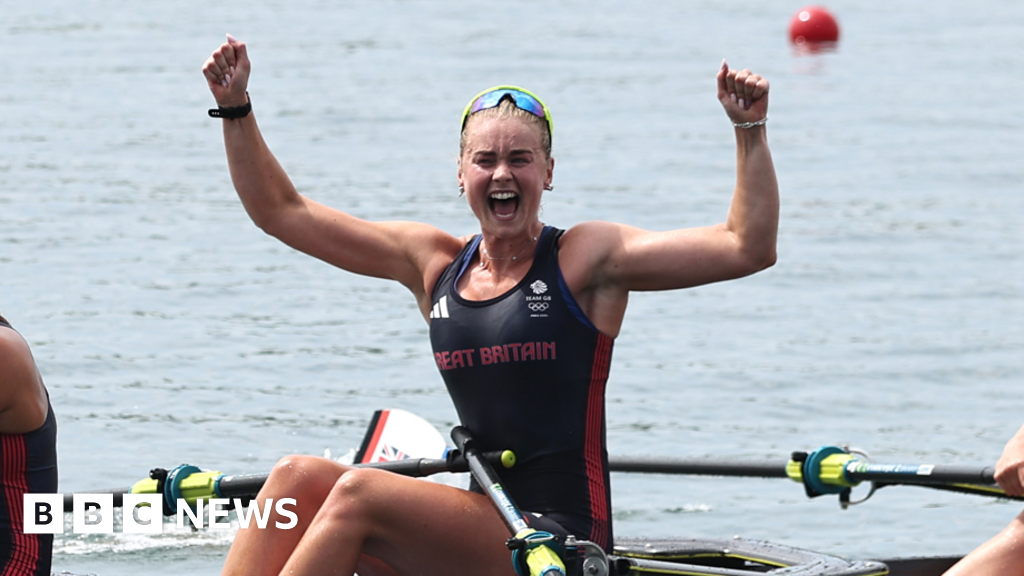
top-left (279, 467), bottom-right (517, 576)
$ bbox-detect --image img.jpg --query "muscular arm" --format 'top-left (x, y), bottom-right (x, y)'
top-left (562, 62), bottom-right (778, 337)
top-left (0, 328), bottom-right (48, 435)
top-left (203, 36), bottom-right (462, 310)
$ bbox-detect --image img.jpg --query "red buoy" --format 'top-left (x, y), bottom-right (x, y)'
top-left (789, 6), bottom-right (840, 45)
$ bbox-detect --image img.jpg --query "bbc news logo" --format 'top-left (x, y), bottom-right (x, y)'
top-left (23, 494), bottom-right (297, 534)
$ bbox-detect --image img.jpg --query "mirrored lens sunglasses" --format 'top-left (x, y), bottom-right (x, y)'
top-left (460, 86), bottom-right (553, 140)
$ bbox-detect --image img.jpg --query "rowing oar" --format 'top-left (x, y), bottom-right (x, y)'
top-left (62, 450), bottom-right (510, 514)
top-left (451, 426), bottom-right (566, 576)
top-left (610, 445), bottom-right (1022, 507)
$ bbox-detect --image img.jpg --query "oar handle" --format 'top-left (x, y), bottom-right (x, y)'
top-left (610, 457), bottom-right (789, 478)
top-left (845, 463), bottom-right (995, 485)
top-left (63, 451), bottom-right (510, 514)
top-left (62, 488), bottom-right (129, 513)
top-left (786, 446), bottom-right (1015, 503)
top-left (215, 451), bottom-right (507, 498)
top-left (451, 426), bottom-right (528, 534)
top-left (609, 449), bottom-right (1016, 505)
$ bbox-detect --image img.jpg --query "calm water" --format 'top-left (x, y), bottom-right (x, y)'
top-left (2, 0), bottom-right (1022, 574)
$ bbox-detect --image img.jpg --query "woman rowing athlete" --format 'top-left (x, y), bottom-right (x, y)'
top-left (944, 424), bottom-right (1024, 575)
top-left (203, 34), bottom-right (777, 576)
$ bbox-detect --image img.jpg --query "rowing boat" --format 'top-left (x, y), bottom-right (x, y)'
top-left (67, 409), bottom-right (991, 576)
top-left (610, 537), bottom-right (958, 576)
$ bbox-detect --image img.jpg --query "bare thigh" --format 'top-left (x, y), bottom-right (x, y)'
top-left (280, 466), bottom-right (519, 576)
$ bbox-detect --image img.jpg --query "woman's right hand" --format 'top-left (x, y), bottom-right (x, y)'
top-left (716, 60), bottom-right (769, 127)
top-left (202, 34), bottom-right (250, 108)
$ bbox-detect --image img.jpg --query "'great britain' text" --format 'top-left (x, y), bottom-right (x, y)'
top-left (434, 342), bottom-right (556, 370)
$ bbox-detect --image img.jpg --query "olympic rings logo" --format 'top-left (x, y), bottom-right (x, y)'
top-left (528, 302), bottom-right (549, 312)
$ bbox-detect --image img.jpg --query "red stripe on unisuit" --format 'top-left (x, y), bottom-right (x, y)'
top-left (2, 433), bottom-right (38, 576)
top-left (584, 333), bottom-right (613, 549)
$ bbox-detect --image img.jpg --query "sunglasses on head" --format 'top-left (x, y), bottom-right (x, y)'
top-left (460, 86), bottom-right (553, 140)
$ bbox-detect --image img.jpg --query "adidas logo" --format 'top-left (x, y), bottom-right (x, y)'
top-left (430, 296), bottom-right (450, 319)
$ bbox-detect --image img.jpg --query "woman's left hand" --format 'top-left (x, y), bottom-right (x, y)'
top-left (995, 424), bottom-right (1024, 497)
top-left (717, 60), bottom-right (769, 125)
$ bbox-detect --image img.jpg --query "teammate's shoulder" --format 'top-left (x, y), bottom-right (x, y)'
top-left (0, 324), bottom-right (29, 355)
top-left (0, 326), bottom-right (41, 402)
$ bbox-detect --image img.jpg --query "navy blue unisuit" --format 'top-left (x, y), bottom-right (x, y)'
top-left (429, 226), bottom-right (614, 551)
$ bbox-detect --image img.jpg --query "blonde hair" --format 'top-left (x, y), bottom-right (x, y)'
top-left (460, 97), bottom-right (551, 158)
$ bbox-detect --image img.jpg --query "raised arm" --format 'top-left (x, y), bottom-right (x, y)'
top-left (562, 61), bottom-right (778, 336)
top-left (201, 36), bottom-right (461, 310)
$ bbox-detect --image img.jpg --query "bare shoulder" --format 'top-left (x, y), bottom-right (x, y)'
top-left (390, 223), bottom-right (470, 315)
top-left (562, 220), bottom-right (625, 238)
top-left (393, 221), bottom-right (466, 274)
top-left (557, 220), bottom-right (631, 292)
top-left (0, 327), bottom-right (47, 429)
top-left (0, 329), bottom-right (40, 390)
top-left (384, 220), bottom-right (465, 252)
top-left (0, 327), bottom-right (32, 366)
top-left (559, 220), bottom-right (644, 276)
top-left (560, 221), bottom-right (630, 258)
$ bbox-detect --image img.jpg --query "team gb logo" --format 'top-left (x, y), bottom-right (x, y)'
top-left (530, 280), bottom-right (548, 295)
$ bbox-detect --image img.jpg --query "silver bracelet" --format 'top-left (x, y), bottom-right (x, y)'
top-left (733, 116), bottom-right (768, 129)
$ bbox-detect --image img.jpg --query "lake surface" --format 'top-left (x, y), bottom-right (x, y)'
top-left (1, 0), bottom-right (1022, 573)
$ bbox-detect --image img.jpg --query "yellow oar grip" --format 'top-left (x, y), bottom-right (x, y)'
top-left (175, 471), bottom-right (224, 506)
top-left (128, 468), bottom-right (224, 511)
top-left (526, 544), bottom-right (564, 576)
top-left (787, 446), bottom-right (859, 497)
top-left (785, 459), bottom-right (803, 482)
top-left (817, 453), bottom-right (856, 488)
top-left (513, 528), bottom-right (566, 576)
top-left (129, 478), bottom-right (160, 495)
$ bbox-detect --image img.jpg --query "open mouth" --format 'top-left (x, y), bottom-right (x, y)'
top-left (489, 191), bottom-right (519, 220)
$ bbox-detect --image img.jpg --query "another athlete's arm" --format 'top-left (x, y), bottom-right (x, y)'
top-left (942, 426), bottom-right (1024, 576)
top-left (202, 36), bottom-right (462, 306)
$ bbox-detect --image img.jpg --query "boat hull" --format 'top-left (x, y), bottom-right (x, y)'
top-left (610, 537), bottom-right (957, 576)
